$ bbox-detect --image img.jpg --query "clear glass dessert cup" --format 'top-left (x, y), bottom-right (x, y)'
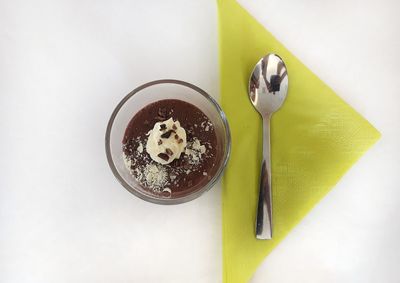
top-left (105, 79), bottom-right (231, 205)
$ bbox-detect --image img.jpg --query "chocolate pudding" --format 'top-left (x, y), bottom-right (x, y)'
top-left (122, 99), bottom-right (219, 198)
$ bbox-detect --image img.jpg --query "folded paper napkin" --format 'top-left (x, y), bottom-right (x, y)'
top-left (217, 0), bottom-right (381, 282)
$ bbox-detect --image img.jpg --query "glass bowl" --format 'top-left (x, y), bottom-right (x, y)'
top-left (105, 79), bottom-right (231, 205)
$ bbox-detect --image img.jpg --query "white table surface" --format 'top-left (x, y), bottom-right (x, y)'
top-left (1, 0), bottom-right (399, 282)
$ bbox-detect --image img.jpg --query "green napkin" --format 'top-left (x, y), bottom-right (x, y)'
top-left (217, 0), bottom-right (381, 282)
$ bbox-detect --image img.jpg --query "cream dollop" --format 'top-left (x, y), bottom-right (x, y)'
top-left (145, 118), bottom-right (187, 165)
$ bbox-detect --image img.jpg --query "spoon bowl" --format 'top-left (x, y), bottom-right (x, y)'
top-left (249, 54), bottom-right (288, 116)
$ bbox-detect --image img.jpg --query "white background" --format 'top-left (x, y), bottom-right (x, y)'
top-left (1, 0), bottom-right (399, 282)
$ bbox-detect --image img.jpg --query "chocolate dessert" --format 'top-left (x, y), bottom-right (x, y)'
top-left (122, 99), bottom-right (218, 198)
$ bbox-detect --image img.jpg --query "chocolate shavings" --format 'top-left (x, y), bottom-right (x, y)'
top-left (161, 130), bottom-right (175, 139)
top-left (157, 153), bottom-right (169, 161)
top-left (165, 148), bottom-right (173, 156)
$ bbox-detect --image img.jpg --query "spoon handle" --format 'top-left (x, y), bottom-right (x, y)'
top-left (255, 115), bottom-right (273, 239)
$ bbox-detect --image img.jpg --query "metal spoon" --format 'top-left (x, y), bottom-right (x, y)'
top-left (248, 53), bottom-right (288, 240)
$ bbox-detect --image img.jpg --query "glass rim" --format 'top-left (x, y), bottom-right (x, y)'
top-left (105, 79), bottom-right (231, 205)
